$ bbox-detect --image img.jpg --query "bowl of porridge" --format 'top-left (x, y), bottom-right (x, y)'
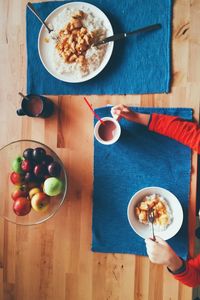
top-left (38, 2), bottom-right (114, 83)
top-left (127, 187), bottom-right (183, 240)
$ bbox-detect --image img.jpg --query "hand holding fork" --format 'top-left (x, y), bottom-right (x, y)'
top-left (148, 209), bottom-right (156, 241)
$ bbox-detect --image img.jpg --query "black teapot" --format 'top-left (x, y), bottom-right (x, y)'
top-left (17, 93), bottom-right (54, 118)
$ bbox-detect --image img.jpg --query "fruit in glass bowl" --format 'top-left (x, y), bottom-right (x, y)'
top-left (0, 140), bottom-right (67, 225)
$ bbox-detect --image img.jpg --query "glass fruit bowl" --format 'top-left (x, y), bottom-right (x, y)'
top-left (0, 140), bottom-right (67, 225)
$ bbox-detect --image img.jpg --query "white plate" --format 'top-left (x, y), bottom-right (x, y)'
top-left (38, 2), bottom-right (114, 83)
top-left (127, 187), bottom-right (183, 240)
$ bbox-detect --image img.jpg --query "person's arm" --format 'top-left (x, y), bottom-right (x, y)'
top-left (145, 237), bottom-right (183, 271)
top-left (172, 255), bottom-right (200, 287)
top-left (149, 113), bottom-right (200, 154)
top-left (112, 105), bottom-right (200, 154)
top-left (111, 105), bottom-right (150, 125)
top-left (145, 237), bottom-right (200, 288)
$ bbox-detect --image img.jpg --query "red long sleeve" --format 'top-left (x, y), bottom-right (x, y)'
top-left (173, 255), bottom-right (200, 287)
top-left (148, 113), bottom-right (200, 154)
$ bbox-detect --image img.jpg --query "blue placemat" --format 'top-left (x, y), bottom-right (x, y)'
top-left (92, 107), bottom-right (192, 259)
top-left (26, 0), bottom-right (172, 95)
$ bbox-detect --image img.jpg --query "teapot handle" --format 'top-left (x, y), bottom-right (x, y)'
top-left (16, 108), bottom-right (26, 116)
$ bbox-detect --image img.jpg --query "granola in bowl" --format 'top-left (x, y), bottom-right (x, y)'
top-left (50, 7), bottom-right (108, 78)
top-left (38, 2), bottom-right (113, 83)
top-left (135, 194), bottom-right (172, 231)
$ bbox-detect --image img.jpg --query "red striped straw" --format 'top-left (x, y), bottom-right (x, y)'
top-left (83, 97), bottom-right (105, 125)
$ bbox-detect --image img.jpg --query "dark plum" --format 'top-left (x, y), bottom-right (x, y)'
top-left (32, 147), bottom-right (46, 162)
top-left (23, 148), bottom-right (33, 160)
top-left (24, 172), bottom-right (36, 182)
top-left (48, 161), bottom-right (61, 177)
top-left (41, 154), bottom-right (54, 167)
top-left (33, 164), bottom-right (46, 178)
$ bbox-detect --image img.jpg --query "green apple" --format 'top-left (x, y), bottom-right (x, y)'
top-left (31, 192), bottom-right (50, 212)
top-left (12, 156), bottom-right (24, 174)
top-left (43, 177), bottom-right (63, 196)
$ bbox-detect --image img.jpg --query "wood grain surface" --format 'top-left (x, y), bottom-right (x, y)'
top-left (0, 0), bottom-right (200, 300)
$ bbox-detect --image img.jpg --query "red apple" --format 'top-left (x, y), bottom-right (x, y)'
top-left (21, 160), bottom-right (33, 172)
top-left (10, 172), bottom-right (23, 185)
top-left (13, 197), bottom-right (31, 216)
top-left (31, 192), bottom-right (50, 212)
top-left (11, 188), bottom-right (28, 201)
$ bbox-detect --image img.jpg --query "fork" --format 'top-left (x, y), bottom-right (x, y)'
top-left (92, 24), bottom-right (161, 47)
top-left (148, 209), bottom-right (156, 241)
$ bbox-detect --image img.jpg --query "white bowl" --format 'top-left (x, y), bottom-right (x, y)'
top-left (127, 187), bottom-right (183, 240)
top-left (38, 2), bottom-right (114, 83)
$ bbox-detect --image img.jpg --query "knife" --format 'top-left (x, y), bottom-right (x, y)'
top-left (93, 23), bottom-right (161, 47)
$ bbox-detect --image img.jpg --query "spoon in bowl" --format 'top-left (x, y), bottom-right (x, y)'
top-left (148, 209), bottom-right (156, 241)
top-left (27, 2), bottom-right (57, 40)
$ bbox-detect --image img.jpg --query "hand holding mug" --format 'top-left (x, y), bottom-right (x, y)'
top-left (111, 104), bottom-right (135, 121)
top-left (112, 104), bottom-right (150, 126)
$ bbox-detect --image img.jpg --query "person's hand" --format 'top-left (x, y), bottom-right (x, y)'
top-left (111, 104), bottom-right (135, 121)
top-left (145, 236), bottom-right (183, 272)
top-left (111, 104), bottom-right (150, 126)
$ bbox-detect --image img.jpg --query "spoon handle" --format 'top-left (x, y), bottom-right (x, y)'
top-left (126, 23), bottom-right (161, 37)
top-left (151, 222), bottom-right (156, 241)
top-left (27, 2), bottom-right (52, 34)
top-left (18, 92), bottom-right (30, 101)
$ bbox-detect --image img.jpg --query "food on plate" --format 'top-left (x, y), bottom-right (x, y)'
top-left (55, 10), bottom-right (95, 67)
top-left (48, 7), bottom-right (109, 78)
top-left (135, 194), bottom-right (172, 230)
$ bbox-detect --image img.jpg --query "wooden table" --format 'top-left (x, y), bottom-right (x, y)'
top-left (0, 1), bottom-right (200, 299)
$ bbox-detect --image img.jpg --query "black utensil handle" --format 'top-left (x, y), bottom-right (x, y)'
top-left (127, 23), bottom-right (161, 37)
top-left (93, 23), bottom-right (161, 47)
top-left (103, 33), bottom-right (126, 43)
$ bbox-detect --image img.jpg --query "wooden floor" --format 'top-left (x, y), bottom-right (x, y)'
top-left (0, 0), bottom-right (200, 300)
